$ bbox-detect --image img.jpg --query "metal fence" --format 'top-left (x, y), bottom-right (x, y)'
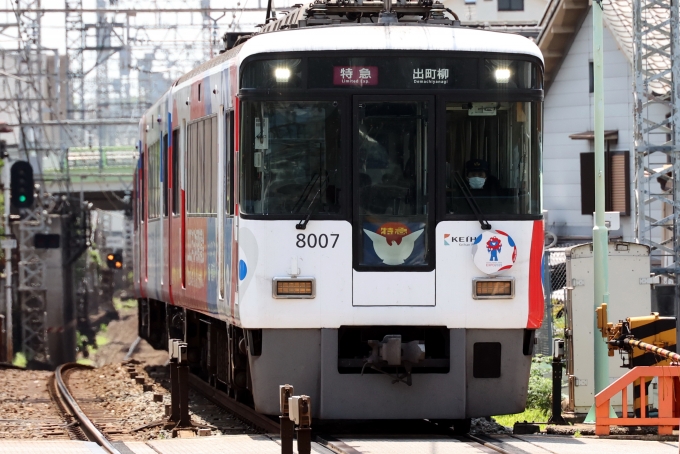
top-left (535, 248), bottom-right (568, 357)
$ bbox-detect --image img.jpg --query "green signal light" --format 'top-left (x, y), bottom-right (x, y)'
top-left (18, 195), bottom-right (26, 202)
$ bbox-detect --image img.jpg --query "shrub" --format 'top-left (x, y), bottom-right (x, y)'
top-left (527, 354), bottom-right (552, 413)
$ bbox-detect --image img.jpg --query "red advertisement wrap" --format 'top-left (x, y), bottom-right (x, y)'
top-left (185, 217), bottom-right (209, 312)
top-left (527, 220), bottom-right (544, 329)
top-left (333, 66), bottom-right (378, 86)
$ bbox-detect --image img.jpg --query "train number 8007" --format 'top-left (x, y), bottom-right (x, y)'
top-left (296, 233), bottom-right (339, 248)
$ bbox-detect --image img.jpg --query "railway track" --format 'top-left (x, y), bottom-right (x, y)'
top-left (315, 433), bottom-right (514, 454)
top-left (187, 372), bottom-right (280, 434)
top-left (188, 369), bottom-right (516, 453)
top-left (38, 332), bottom-right (512, 454)
top-left (54, 363), bottom-right (122, 453)
top-left (0, 365), bottom-right (74, 440)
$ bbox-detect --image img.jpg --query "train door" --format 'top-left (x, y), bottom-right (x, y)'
top-left (220, 111), bottom-right (234, 303)
top-left (352, 96), bottom-right (436, 306)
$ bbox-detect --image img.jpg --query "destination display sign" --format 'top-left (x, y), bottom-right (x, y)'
top-left (310, 56), bottom-right (478, 89)
top-left (241, 56), bottom-right (540, 91)
top-left (333, 66), bottom-right (378, 86)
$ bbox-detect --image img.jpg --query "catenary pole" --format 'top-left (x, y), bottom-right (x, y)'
top-left (3, 162), bottom-right (11, 362)
top-left (585, 0), bottom-right (611, 424)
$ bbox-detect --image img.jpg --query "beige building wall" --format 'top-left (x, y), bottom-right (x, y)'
top-left (444, 0), bottom-right (549, 22)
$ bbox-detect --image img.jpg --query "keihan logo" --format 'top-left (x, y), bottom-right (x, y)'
top-left (471, 230), bottom-right (517, 275)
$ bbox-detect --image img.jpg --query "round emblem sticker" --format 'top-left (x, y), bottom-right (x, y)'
top-left (471, 230), bottom-right (517, 275)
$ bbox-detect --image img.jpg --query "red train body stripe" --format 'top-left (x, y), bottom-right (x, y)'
top-left (527, 220), bottom-right (544, 329)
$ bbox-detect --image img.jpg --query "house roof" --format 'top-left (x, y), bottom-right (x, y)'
top-left (536, 0), bottom-right (589, 90)
top-left (537, 0), bottom-right (670, 94)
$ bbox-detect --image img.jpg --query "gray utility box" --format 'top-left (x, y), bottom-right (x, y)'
top-left (565, 242), bottom-right (651, 414)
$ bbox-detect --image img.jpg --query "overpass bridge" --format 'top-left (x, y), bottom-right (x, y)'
top-left (43, 146), bottom-right (137, 211)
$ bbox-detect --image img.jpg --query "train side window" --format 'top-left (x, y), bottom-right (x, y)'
top-left (225, 112), bottom-right (234, 215)
top-left (205, 118), bottom-right (212, 213)
top-left (172, 129), bottom-right (180, 215)
top-left (133, 168), bottom-right (138, 229)
top-left (163, 133), bottom-right (169, 217)
top-left (197, 120), bottom-right (206, 213)
top-left (148, 141), bottom-right (160, 219)
top-left (188, 122), bottom-right (198, 213)
top-left (211, 116), bottom-right (218, 214)
top-left (187, 116), bottom-right (219, 215)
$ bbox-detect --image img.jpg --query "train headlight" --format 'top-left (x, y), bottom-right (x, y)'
top-left (495, 68), bottom-right (511, 84)
top-left (273, 277), bottom-right (315, 299)
top-left (473, 278), bottom-right (514, 299)
top-left (274, 67), bottom-right (291, 83)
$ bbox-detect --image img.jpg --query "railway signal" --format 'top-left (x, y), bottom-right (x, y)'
top-left (106, 251), bottom-right (123, 269)
top-left (34, 233), bottom-right (60, 249)
top-left (10, 160), bottom-right (34, 208)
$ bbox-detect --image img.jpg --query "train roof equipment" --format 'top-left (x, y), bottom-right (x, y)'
top-left (224, 0), bottom-right (462, 50)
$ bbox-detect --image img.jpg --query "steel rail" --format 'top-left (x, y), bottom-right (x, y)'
top-left (187, 372), bottom-right (280, 434)
top-left (55, 363), bottom-right (122, 454)
top-left (123, 336), bottom-right (141, 361)
top-left (465, 433), bottom-right (513, 454)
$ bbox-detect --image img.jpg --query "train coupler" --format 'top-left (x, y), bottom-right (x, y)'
top-left (362, 335), bottom-right (425, 386)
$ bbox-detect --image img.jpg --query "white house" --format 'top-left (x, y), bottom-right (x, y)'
top-left (444, 0), bottom-right (549, 22)
top-left (538, 0), bottom-right (670, 259)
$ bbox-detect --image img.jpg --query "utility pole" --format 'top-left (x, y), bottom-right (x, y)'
top-left (585, 0), bottom-right (611, 424)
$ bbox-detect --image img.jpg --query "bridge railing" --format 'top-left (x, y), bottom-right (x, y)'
top-left (595, 365), bottom-right (680, 435)
top-left (65, 149), bottom-right (138, 170)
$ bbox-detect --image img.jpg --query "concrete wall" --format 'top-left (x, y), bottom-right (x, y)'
top-left (542, 7), bottom-right (668, 244)
top-left (444, 0), bottom-right (548, 22)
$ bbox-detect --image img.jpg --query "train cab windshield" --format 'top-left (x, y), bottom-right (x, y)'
top-left (239, 53), bottom-right (542, 223)
top-left (240, 101), bottom-right (343, 215)
top-left (445, 101), bottom-right (541, 217)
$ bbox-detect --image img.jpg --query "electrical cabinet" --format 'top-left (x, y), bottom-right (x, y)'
top-left (565, 242), bottom-right (651, 414)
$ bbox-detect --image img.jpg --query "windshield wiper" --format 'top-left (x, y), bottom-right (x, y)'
top-left (291, 173), bottom-right (321, 214)
top-left (454, 172), bottom-right (491, 230)
top-left (296, 172), bottom-right (332, 230)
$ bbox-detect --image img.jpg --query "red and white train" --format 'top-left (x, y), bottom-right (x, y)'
top-left (134, 0), bottom-right (544, 429)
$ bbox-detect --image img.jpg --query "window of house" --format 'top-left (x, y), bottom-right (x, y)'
top-left (580, 151), bottom-right (630, 215)
top-left (589, 61), bottom-right (594, 93)
top-left (498, 0), bottom-right (524, 11)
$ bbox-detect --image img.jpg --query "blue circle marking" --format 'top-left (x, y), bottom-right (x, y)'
top-left (238, 259), bottom-right (247, 281)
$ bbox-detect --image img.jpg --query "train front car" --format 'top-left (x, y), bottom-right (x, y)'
top-left (237, 13), bottom-right (544, 422)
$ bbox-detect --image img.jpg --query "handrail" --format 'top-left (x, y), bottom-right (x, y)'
top-left (595, 365), bottom-right (680, 436)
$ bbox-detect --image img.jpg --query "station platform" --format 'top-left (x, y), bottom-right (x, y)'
top-left (0, 434), bottom-right (678, 453)
top-left (0, 435), bottom-right (333, 454)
